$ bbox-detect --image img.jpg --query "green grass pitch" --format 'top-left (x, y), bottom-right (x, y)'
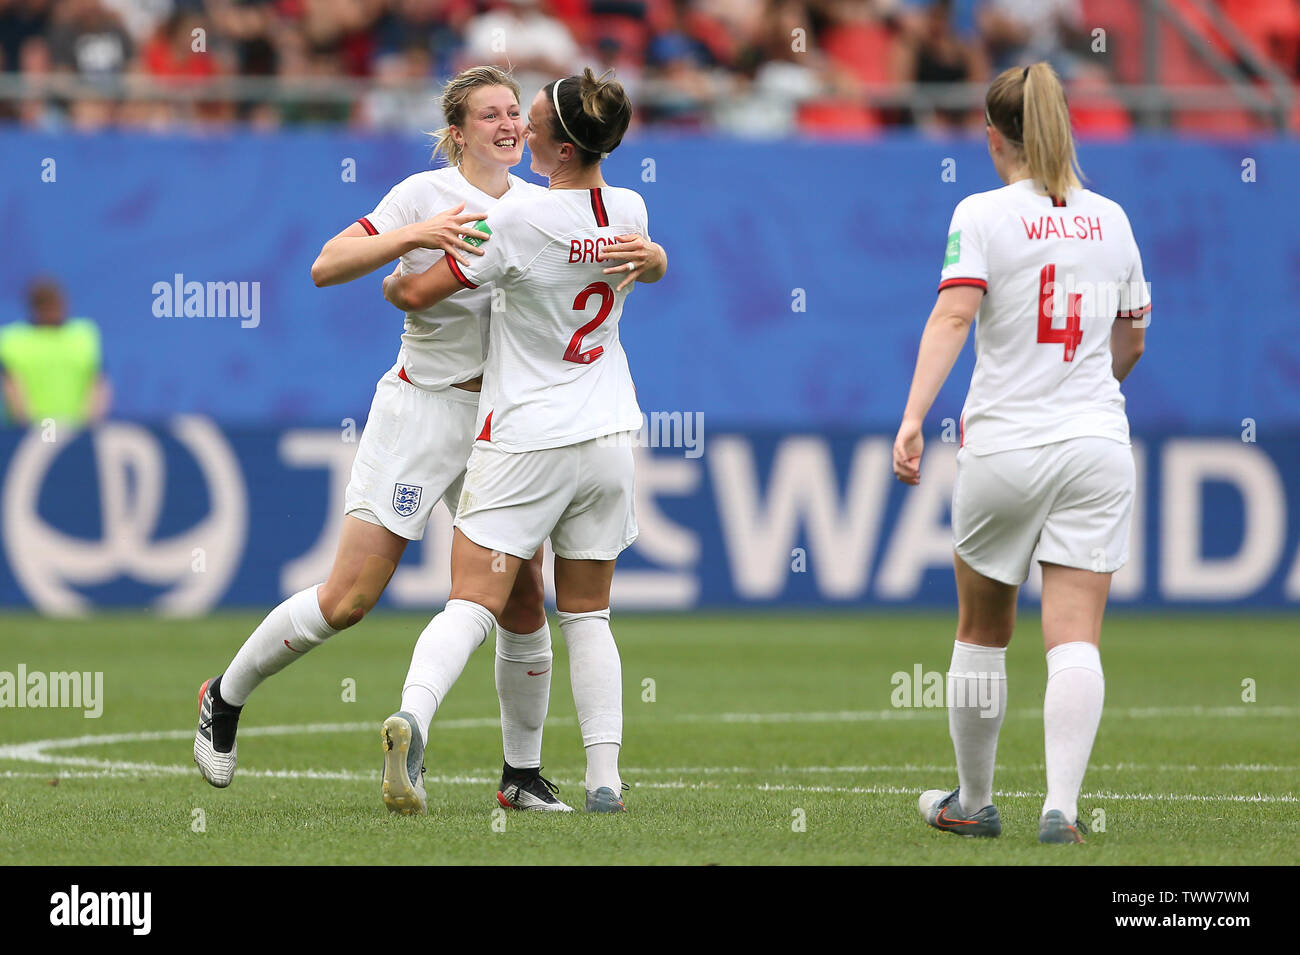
top-left (0, 611), bottom-right (1296, 865)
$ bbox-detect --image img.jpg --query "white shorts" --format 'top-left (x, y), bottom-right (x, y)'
top-left (454, 434), bottom-right (638, 561)
top-left (343, 366), bottom-right (480, 541)
top-left (951, 436), bottom-right (1135, 585)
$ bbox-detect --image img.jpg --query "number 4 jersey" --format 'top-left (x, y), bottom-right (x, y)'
top-left (448, 186), bottom-right (647, 452)
top-left (939, 179), bottom-right (1151, 455)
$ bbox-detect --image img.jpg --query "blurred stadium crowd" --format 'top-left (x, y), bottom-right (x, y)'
top-left (0, 0), bottom-right (1297, 134)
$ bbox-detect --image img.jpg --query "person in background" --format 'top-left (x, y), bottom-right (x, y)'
top-left (898, 0), bottom-right (989, 133)
top-left (0, 277), bottom-right (111, 427)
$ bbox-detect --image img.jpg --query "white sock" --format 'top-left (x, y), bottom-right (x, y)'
top-left (558, 608), bottom-right (622, 792)
top-left (495, 621), bottom-right (553, 769)
top-left (221, 586), bottom-right (338, 706)
top-left (946, 640), bottom-right (1008, 816)
top-left (1042, 641), bottom-right (1104, 823)
top-left (400, 598), bottom-right (495, 743)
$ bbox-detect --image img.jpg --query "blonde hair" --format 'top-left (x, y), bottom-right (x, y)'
top-left (986, 62), bottom-right (1083, 200)
top-left (430, 66), bottom-right (522, 167)
top-left (544, 67), bottom-right (632, 164)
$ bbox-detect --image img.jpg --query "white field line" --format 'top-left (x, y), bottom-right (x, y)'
top-left (0, 768), bottom-right (1294, 805)
top-left (0, 713), bottom-right (1295, 804)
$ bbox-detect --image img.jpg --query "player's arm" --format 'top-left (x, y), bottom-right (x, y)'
top-left (1110, 318), bottom-right (1145, 382)
top-left (1, 372), bottom-right (29, 426)
top-left (383, 257), bottom-right (468, 312)
top-left (310, 204), bottom-right (490, 288)
top-left (86, 374), bottom-right (111, 423)
top-left (600, 235), bottom-right (668, 291)
top-left (892, 285), bottom-right (983, 485)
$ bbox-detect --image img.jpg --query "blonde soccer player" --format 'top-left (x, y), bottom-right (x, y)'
top-left (893, 63), bottom-right (1149, 844)
top-left (377, 68), bottom-right (664, 814)
top-left (194, 66), bottom-right (664, 816)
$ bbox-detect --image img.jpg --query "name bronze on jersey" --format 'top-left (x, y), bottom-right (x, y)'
top-left (1020, 215), bottom-right (1104, 241)
top-left (568, 237), bottom-right (616, 264)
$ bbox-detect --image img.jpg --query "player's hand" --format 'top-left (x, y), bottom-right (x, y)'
top-left (408, 202), bottom-right (489, 266)
top-left (600, 234), bottom-right (660, 291)
top-left (381, 263), bottom-right (402, 306)
top-left (893, 419), bottom-right (924, 485)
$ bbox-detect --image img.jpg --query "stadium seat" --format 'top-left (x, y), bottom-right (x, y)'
top-left (1221, 0), bottom-right (1300, 73)
top-left (1069, 69), bottom-right (1133, 138)
top-left (796, 98), bottom-right (881, 135)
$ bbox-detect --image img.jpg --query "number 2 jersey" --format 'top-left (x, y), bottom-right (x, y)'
top-left (447, 186), bottom-right (647, 453)
top-left (939, 179), bottom-right (1151, 455)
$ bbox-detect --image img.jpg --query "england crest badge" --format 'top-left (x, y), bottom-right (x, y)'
top-left (392, 483), bottom-right (422, 517)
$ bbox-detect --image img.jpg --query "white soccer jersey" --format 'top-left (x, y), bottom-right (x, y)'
top-left (939, 179), bottom-right (1151, 455)
top-left (359, 166), bottom-right (547, 389)
top-left (448, 186), bottom-right (647, 453)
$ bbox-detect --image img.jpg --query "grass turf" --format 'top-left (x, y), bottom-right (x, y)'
top-left (0, 611), bottom-right (1296, 865)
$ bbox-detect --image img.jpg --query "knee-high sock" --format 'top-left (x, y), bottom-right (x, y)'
top-left (946, 640), bottom-right (1008, 816)
top-left (495, 622), bottom-right (553, 770)
top-left (558, 608), bottom-right (621, 792)
top-left (221, 586), bottom-right (338, 706)
top-left (1042, 641), bottom-right (1104, 823)
top-left (400, 598), bottom-right (495, 743)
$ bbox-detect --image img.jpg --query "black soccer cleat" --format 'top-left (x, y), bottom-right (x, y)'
top-left (497, 763), bottom-right (574, 812)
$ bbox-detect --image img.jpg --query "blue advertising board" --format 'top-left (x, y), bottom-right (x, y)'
top-left (1, 422), bottom-right (1296, 611)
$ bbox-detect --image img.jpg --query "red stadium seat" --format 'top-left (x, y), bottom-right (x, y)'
top-left (1069, 71), bottom-right (1133, 138)
top-left (1221, 0), bottom-right (1300, 72)
top-left (823, 21), bottom-right (896, 86)
top-left (797, 99), bottom-right (882, 136)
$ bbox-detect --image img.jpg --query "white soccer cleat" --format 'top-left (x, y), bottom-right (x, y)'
top-left (381, 712), bottom-right (428, 816)
top-left (194, 676), bottom-right (240, 788)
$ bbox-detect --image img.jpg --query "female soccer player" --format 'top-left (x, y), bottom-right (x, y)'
top-left (194, 65), bottom-right (663, 816)
top-left (376, 68), bottom-right (663, 815)
top-left (892, 63), bottom-right (1149, 844)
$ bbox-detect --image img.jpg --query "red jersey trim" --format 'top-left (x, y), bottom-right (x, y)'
top-left (1051, 195), bottom-right (1067, 207)
top-left (590, 188), bottom-right (609, 227)
top-left (358, 217), bottom-right (378, 236)
top-left (937, 277), bottom-right (988, 293)
top-left (397, 367), bottom-right (412, 384)
top-left (476, 410), bottom-right (493, 442)
top-left (446, 255), bottom-right (479, 290)
top-left (1116, 303), bottom-right (1152, 319)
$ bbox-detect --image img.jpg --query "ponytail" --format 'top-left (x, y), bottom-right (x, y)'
top-left (544, 67), bottom-right (632, 165)
top-left (986, 62), bottom-right (1083, 200)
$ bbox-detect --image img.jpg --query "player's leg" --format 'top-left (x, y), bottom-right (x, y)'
top-left (385, 439), bottom-right (562, 814)
top-left (920, 446), bottom-right (1048, 836)
top-left (496, 555), bottom-right (550, 772)
top-left (554, 556), bottom-right (623, 811)
top-left (1038, 563), bottom-right (1110, 842)
top-left (493, 549), bottom-right (571, 810)
top-left (549, 434), bottom-right (638, 813)
top-left (195, 515), bottom-right (406, 787)
top-left (1034, 436), bottom-right (1133, 843)
top-left (920, 554), bottom-right (1016, 829)
top-left (384, 529), bottom-right (523, 814)
top-left (226, 515), bottom-right (405, 704)
top-left (400, 528), bottom-right (523, 744)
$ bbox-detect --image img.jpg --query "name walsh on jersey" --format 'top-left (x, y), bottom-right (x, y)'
top-left (1021, 215), bottom-right (1104, 241)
